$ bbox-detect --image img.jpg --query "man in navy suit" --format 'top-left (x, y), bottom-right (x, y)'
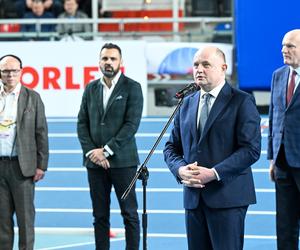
top-left (164, 46), bottom-right (261, 250)
top-left (268, 29), bottom-right (300, 250)
top-left (77, 43), bottom-right (143, 250)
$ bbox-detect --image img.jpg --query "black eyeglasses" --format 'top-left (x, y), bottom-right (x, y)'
top-left (0, 69), bottom-right (21, 76)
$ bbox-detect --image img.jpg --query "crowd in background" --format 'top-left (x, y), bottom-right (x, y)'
top-left (0, 0), bottom-right (111, 40)
top-left (0, 0), bottom-right (103, 19)
top-left (0, 0), bottom-right (231, 41)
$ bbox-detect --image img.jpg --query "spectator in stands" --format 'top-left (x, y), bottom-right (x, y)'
top-left (0, 0), bottom-right (23, 41)
top-left (77, 0), bottom-right (91, 17)
top-left (56, 0), bottom-right (91, 40)
top-left (268, 29), bottom-right (300, 250)
top-left (18, 0), bottom-right (63, 17)
top-left (0, 0), bottom-right (23, 18)
top-left (21, 0), bottom-right (55, 40)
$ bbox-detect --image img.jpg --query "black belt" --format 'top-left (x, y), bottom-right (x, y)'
top-left (0, 156), bottom-right (18, 161)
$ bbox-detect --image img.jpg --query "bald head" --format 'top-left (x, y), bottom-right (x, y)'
top-left (193, 46), bottom-right (227, 92)
top-left (284, 29), bottom-right (300, 40)
top-left (0, 55), bottom-right (21, 68)
top-left (194, 46), bottom-right (226, 64)
top-left (282, 29), bottom-right (300, 68)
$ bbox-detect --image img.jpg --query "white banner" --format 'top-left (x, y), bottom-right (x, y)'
top-left (0, 41), bottom-right (147, 117)
top-left (147, 42), bottom-right (233, 76)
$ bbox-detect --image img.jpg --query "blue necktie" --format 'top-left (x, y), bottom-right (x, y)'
top-left (199, 93), bottom-right (211, 135)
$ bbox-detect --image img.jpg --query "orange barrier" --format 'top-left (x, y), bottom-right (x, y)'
top-left (0, 24), bottom-right (20, 32)
top-left (99, 10), bottom-right (184, 32)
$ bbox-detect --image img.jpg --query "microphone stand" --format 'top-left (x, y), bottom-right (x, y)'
top-left (121, 96), bottom-right (186, 250)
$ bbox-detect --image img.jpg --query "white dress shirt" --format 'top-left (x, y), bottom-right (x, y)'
top-left (100, 71), bottom-right (121, 110)
top-left (196, 81), bottom-right (226, 181)
top-left (0, 83), bottom-right (21, 156)
top-left (85, 71), bottom-right (122, 158)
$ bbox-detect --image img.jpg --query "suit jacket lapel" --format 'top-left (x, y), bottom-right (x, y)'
top-left (292, 82), bottom-right (300, 105)
top-left (199, 83), bottom-right (233, 142)
top-left (281, 68), bottom-right (289, 109)
top-left (17, 86), bottom-right (28, 129)
top-left (189, 91), bottom-right (200, 140)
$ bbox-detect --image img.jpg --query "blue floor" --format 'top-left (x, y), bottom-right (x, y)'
top-left (13, 116), bottom-right (280, 249)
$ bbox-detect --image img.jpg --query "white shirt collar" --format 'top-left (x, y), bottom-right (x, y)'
top-left (290, 66), bottom-right (300, 75)
top-left (200, 80), bottom-right (226, 99)
top-left (0, 82), bottom-right (21, 96)
top-left (100, 71), bottom-right (122, 87)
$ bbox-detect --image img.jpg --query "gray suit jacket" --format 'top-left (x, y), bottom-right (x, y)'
top-left (16, 85), bottom-right (49, 177)
top-left (77, 73), bottom-right (143, 168)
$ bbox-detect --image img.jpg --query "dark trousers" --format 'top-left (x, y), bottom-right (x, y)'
top-left (185, 196), bottom-right (248, 250)
top-left (87, 166), bottom-right (140, 250)
top-left (0, 159), bottom-right (35, 250)
top-left (275, 145), bottom-right (300, 250)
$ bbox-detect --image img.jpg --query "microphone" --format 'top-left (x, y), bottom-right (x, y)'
top-left (174, 82), bottom-right (200, 99)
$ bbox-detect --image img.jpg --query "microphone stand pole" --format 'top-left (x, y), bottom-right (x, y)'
top-left (121, 97), bottom-right (185, 250)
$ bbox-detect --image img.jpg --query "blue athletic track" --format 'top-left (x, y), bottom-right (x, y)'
top-left (12, 116), bottom-right (283, 250)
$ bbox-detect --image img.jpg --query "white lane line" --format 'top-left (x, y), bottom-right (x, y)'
top-left (36, 241), bottom-right (96, 250)
top-left (35, 187), bottom-right (275, 193)
top-left (47, 167), bottom-right (270, 173)
top-left (35, 234), bottom-right (279, 250)
top-left (144, 233), bottom-right (277, 239)
top-left (47, 118), bottom-right (78, 122)
top-left (35, 233), bottom-right (279, 250)
top-left (49, 149), bottom-right (164, 154)
top-left (244, 235), bottom-right (276, 239)
top-left (35, 208), bottom-right (276, 216)
top-left (50, 149), bottom-right (82, 154)
top-left (252, 169), bottom-right (269, 172)
top-left (35, 187), bottom-right (183, 192)
top-left (49, 149), bottom-right (268, 155)
top-left (255, 188), bottom-right (275, 193)
top-left (31, 226), bottom-right (278, 240)
top-left (47, 167), bottom-right (172, 172)
top-left (47, 117), bottom-right (170, 123)
top-left (48, 133), bottom-right (267, 138)
top-left (247, 211), bottom-right (276, 215)
top-left (48, 168), bottom-right (86, 172)
top-left (47, 117), bottom-right (269, 123)
top-left (32, 227), bottom-right (124, 234)
top-left (48, 133), bottom-right (170, 137)
top-left (49, 133), bottom-right (77, 137)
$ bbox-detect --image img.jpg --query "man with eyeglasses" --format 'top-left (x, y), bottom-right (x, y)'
top-left (0, 54), bottom-right (49, 250)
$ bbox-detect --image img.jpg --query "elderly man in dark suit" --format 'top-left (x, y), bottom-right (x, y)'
top-left (0, 54), bottom-right (48, 250)
top-left (268, 29), bottom-right (300, 250)
top-left (164, 46), bottom-right (261, 250)
top-left (77, 43), bottom-right (143, 250)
